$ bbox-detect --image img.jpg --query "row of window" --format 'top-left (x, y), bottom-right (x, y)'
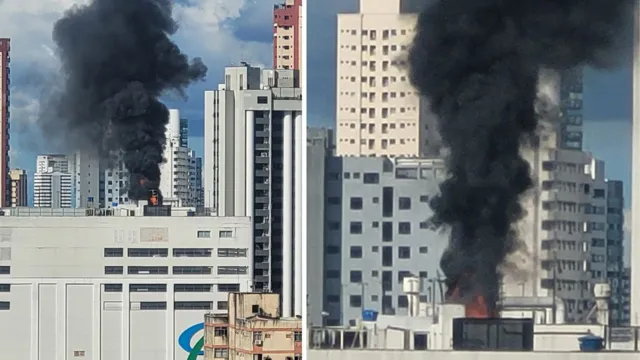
top-left (330, 220), bottom-right (431, 236)
top-left (104, 248), bottom-right (247, 258)
top-left (103, 283), bottom-right (240, 293)
top-left (196, 230), bottom-right (234, 238)
top-left (326, 269), bottom-right (429, 283)
top-left (131, 301), bottom-right (227, 310)
top-left (104, 266), bottom-right (248, 275)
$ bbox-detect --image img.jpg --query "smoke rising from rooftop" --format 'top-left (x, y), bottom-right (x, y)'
top-left (46, 0), bottom-right (207, 199)
top-left (409, 0), bottom-right (633, 311)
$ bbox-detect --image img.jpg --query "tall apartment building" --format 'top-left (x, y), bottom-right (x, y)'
top-left (0, 207), bottom-right (252, 360)
top-left (8, 169), bottom-right (27, 207)
top-left (322, 157), bottom-right (448, 326)
top-left (34, 154), bottom-right (72, 208)
top-left (336, 0), bottom-right (441, 157)
top-left (0, 39), bottom-right (10, 208)
top-left (273, 0), bottom-right (303, 73)
top-left (187, 150), bottom-right (204, 207)
top-left (204, 64), bottom-right (304, 317)
top-left (99, 160), bottom-right (130, 207)
top-left (160, 110), bottom-right (190, 205)
top-left (606, 180), bottom-right (627, 325)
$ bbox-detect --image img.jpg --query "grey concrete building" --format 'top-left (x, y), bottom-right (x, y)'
top-left (307, 128), bottom-right (334, 326)
top-left (322, 156), bottom-right (448, 326)
top-left (606, 179), bottom-right (627, 325)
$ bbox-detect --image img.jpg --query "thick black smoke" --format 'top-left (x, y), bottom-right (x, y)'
top-left (409, 0), bottom-right (633, 310)
top-left (51, 0), bottom-right (207, 199)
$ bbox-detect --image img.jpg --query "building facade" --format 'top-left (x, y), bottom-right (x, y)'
top-left (160, 110), bottom-right (190, 205)
top-left (188, 150), bottom-right (204, 208)
top-left (558, 68), bottom-right (584, 150)
top-left (73, 151), bottom-right (100, 208)
top-left (0, 39), bottom-right (9, 208)
top-left (180, 117), bottom-right (189, 148)
top-left (306, 128), bottom-right (333, 326)
top-left (273, 0), bottom-right (303, 73)
top-left (8, 169), bottom-right (27, 207)
top-left (323, 157), bottom-right (448, 326)
top-left (204, 65), bottom-right (304, 317)
top-left (606, 180), bottom-right (627, 325)
top-left (630, 2), bottom-right (640, 326)
top-left (34, 154), bottom-right (73, 208)
top-left (0, 208), bottom-right (252, 360)
top-left (336, 0), bottom-right (441, 157)
top-left (203, 293), bottom-right (302, 360)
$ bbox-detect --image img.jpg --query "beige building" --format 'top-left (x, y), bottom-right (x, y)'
top-left (273, 0), bottom-right (303, 75)
top-left (9, 169), bottom-right (27, 207)
top-left (335, 0), bottom-right (436, 157)
top-left (204, 293), bottom-right (302, 360)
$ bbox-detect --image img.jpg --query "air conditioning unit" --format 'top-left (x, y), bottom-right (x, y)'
top-left (254, 340), bottom-right (263, 346)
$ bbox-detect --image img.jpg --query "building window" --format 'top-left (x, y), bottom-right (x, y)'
top-left (382, 187), bottom-right (393, 217)
top-left (174, 301), bottom-right (213, 310)
top-left (350, 295), bottom-right (362, 307)
top-left (73, 350), bottom-right (85, 357)
top-left (294, 331), bottom-right (302, 342)
top-left (139, 301), bottom-right (167, 310)
top-left (214, 349), bottom-right (229, 358)
top-left (103, 284), bottom-right (123, 292)
top-left (398, 247), bottom-right (411, 259)
top-left (104, 248), bottom-right (123, 257)
top-left (128, 266), bottom-right (168, 274)
top-left (419, 246), bottom-right (428, 254)
top-left (419, 271), bottom-right (428, 278)
top-left (197, 231), bottom-right (211, 238)
top-left (129, 284), bottom-right (167, 292)
top-left (174, 248), bottom-right (213, 257)
top-left (128, 248), bottom-right (168, 257)
top-left (350, 221), bottom-right (363, 234)
top-left (363, 173), bottom-right (379, 184)
top-left (398, 197), bottom-right (411, 210)
top-left (218, 230), bottom-right (233, 238)
top-left (217, 301), bottom-right (229, 310)
top-left (0, 284), bottom-right (9, 292)
top-left (257, 96), bottom-right (268, 104)
top-left (398, 222), bottom-right (411, 234)
top-left (104, 266), bottom-right (123, 274)
top-left (382, 222), bottom-right (393, 242)
top-left (398, 295), bottom-right (408, 308)
top-left (214, 327), bottom-right (228, 337)
top-left (218, 284), bottom-right (240, 292)
top-left (350, 270), bottom-right (362, 283)
top-left (398, 271), bottom-right (412, 283)
top-left (217, 266), bottom-right (247, 275)
top-left (350, 246), bottom-right (363, 258)
top-left (382, 247), bottom-right (393, 267)
top-left (174, 284), bottom-right (214, 292)
top-left (0, 301), bottom-right (9, 310)
top-left (217, 248), bottom-right (248, 257)
top-left (173, 266), bottom-right (213, 275)
top-left (350, 197), bottom-right (363, 210)
top-left (419, 195), bottom-right (429, 203)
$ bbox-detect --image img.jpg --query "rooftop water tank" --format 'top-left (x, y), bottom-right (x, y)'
top-left (579, 335), bottom-right (604, 352)
top-left (362, 309), bottom-right (378, 322)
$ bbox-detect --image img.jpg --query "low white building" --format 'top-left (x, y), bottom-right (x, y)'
top-left (0, 205), bottom-right (252, 360)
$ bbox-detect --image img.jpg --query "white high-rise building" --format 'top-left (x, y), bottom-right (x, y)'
top-left (34, 154), bottom-right (73, 208)
top-left (204, 64), bottom-right (304, 317)
top-left (187, 150), bottom-right (204, 207)
top-left (159, 109), bottom-right (190, 205)
top-left (335, 0), bottom-right (439, 157)
top-left (0, 207), bottom-right (252, 360)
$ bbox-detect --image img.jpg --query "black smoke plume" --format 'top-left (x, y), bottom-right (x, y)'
top-left (409, 0), bottom-right (633, 310)
top-left (50, 0), bottom-right (207, 199)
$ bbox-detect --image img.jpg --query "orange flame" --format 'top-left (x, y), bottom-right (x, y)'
top-left (447, 278), bottom-right (495, 318)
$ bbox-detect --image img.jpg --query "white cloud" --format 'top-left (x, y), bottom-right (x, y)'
top-left (0, 0), bottom-right (273, 170)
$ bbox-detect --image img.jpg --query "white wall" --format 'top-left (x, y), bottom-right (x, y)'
top-left (308, 350), bottom-right (638, 360)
